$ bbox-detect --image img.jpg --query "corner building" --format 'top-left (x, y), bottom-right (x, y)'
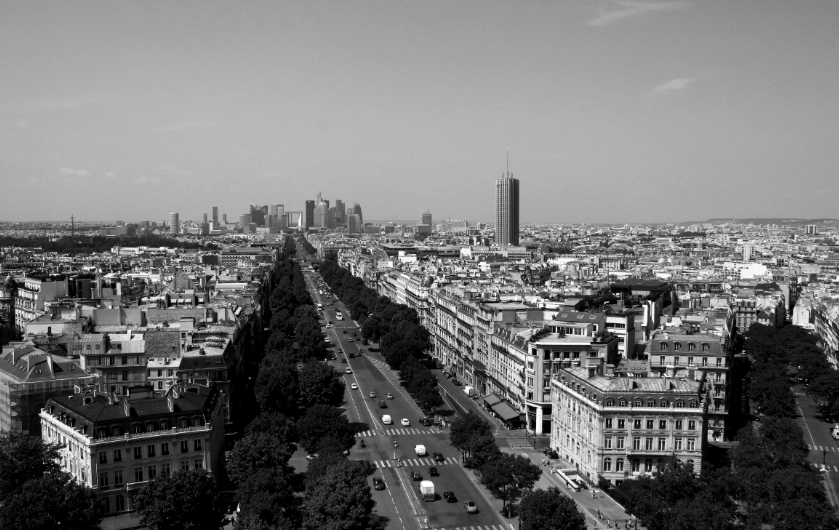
top-left (551, 367), bottom-right (706, 487)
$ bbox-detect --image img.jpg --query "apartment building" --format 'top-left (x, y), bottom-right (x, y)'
top-left (551, 366), bottom-right (706, 486)
top-left (75, 332), bottom-right (147, 396)
top-left (40, 383), bottom-right (224, 516)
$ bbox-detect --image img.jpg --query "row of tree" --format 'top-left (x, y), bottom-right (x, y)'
top-left (449, 412), bottom-right (586, 530)
top-left (0, 234), bottom-right (217, 254)
top-left (227, 237), bottom-right (383, 530)
top-left (616, 323), bottom-right (838, 530)
top-left (318, 258), bottom-right (443, 411)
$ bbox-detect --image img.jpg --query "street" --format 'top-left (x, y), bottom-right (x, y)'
top-left (792, 384), bottom-right (839, 506)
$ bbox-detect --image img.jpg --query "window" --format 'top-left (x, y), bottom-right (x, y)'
top-left (605, 437), bottom-right (613, 449)
top-left (180, 441), bottom-right (189, 453)
top-left (146, 423), bottom-right (155, 432)
top-left (688, 343), bottom-right (696, 351)
top-left (676, 420), bottom-right (683, 430)
top-left (674, 342), bottom-right (681, 351)
top-left (102, 497), bottom-right (110, 513)
top-left (646, 419), bottom-right (654, 429)
top-left (644, 458), bottom-right (653, 472)
top-left (114, 470), bottom-right (123, 485)
top-left (616, 458), bottom-right (624, 472)
top-left (660, 343), bottom-right (668, 351)
top-left (676, 401), bottom-right (684, 408)
top-left (659, 420), bottom-right (667, 429)
top-left (659, 356), bottom-right (665, 365)
top-left (604, 458), bottom-right (612, 471)
top-left (687, 438), bottom-right (696, 451)
top-left (133, 447), bottom-right (142, 459)
top-left (147, 444), bottom-right (156, 457)
top-left (181, 461), bottom-right (190, 471)
top-left (194, 439), bottom-right (202, 451)
top-left (99, 452), bottom-right (108, 464)
top-left (658, 437), bottom-right (667, 450)
top-left (687, 357), bottom-right (694, 366)
top-left (99, 472), bottom-right (109, 488)
top-left (122, 355), bottom-right (127, 365)
top-left (633, 437), bottom-right (641, 450)
top-left (606, 399), bottom-right (614, 406)
top-left (631, 458), bottom-right (640, 472)
top-left (161, 443), bottom-right (169, 456)
top-left (134, 467), bottom-right (144, 482)
top-left (716, 358), bottom-right (722, 367)
top-left (647, 400), bottom-right (654, 408)
top-left (702, 344), bottom-right (709, 352)
top-left (114, 449), bottom-right (122, 462)
top-left (674, 438), bottom-right (683, 451)
top-left (605, 418), bottom-right (613, 428)
top-left (178, 418), bottom-right (188, 428)
top-left (617, 436), bottom-right (625, 449)
top-left (703, 357), bottom-right (708, 366)
top-left (633, 419), bottom-right (641, 429)
top-left (162, 463), bottom-right (170, 477)
top-left (688, 420), bottom-right (696, 430)
top-left (116, 495), bottom-right (125, 511)
top-left (619, 399), bottom-right (627, 407)
top-left (674, 357), bottom-right (680, 366)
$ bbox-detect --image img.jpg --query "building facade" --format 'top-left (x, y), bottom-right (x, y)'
top-left (495, 171), bottom-right (519, 246)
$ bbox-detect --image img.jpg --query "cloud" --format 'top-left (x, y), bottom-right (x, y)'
top-left (156, 121), bottom-right (216, 132)
top-left (651, 77), bottom-right (695, 96)
top-left (56, 168), bottom-right (92, 178)
top-left (104, 172), bottom-right (120, 181)
top-left (588, 1), bottom-right (691, 27)
top-left (1, 97), bottom-right (97, 115)
top-left (132, 176), bottom-right (162, 185)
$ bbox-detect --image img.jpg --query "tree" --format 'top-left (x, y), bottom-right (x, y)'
top-left (254, 357), bottom-right (300, 415)
top-left (298, 361), bottom-right (346, 408)
top-left (519, 487), bottom-right (585, 530)
top-left (450, 411), bottom-right (493, 456)
top-left (297, 404), bottom-right (356, 455)
top-left (0, 430), bottom-right (61, 498)
top-left (0, 472), bottom-right (102, 530)
top-left (479, 453), bottom-right (541, 511)
top-left (134, 470), bottom-right (225, 530)
top-left (235, 467), bottom-right (301, 530)
top-left (417, 384), bottom-right (444, 412)
top-left (302, 458), bottom-right (384, 530)
top-left (227, 428), bottom-right (296, 488)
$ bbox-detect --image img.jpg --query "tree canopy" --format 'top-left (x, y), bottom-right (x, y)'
top-left (134, 470), bottom-right (226, 530)
top-left (519, 487), bottom-right (586, 530)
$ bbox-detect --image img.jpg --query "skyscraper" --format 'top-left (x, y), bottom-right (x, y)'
top-left (495, 165), bottom-right (519, 246)
top-left (352, 202), bottom-right (363, 224)
top-left (304, 200), bottom-right (315, 229)
top-left (202, 213), bottom-right (208, 224)
top-left (169, 212), bottom-right (180, 235)
top-left (212, 206), bottom-right (219, 225)
top-left (335, 199), bottom-right (345, 224)
top-left (420, 210), bottom-right (432, 226)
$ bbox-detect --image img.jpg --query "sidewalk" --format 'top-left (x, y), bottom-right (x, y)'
top-left (505, 447), bottom-right (643, 530)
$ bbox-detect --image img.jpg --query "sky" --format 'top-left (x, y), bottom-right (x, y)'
top-left (1, 1), bottom-right (838, 225)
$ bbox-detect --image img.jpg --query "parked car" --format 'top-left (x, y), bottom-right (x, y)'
top-left (420, 418), bottom-right (433, 426)
top-left (464, 501), bottom-right (478, 513)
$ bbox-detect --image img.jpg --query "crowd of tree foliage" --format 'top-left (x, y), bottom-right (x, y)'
top-left (0, 234), bottom-right (217, 254)
top-left (614, 323), bottom-right (838, 530)
top-left (223, 237), bottom-right (382, 530)
top-left (319, 258), bottom-right (444, 411)
top-left (0, 431), bottom-right (102, 530)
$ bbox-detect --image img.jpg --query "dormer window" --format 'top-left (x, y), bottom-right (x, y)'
top-left (673, 342), bottom-right (681, 351)
top-left (660, 343), bottom-right (668, 351)
top-left (688, 343), bottom-right (696, 351)
top-left (702, 343), bottom-right (710, 352)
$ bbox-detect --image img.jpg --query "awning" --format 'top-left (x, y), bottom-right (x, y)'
top-left (484, 394), bottom-right (503, 408)
top-left (471, 360), bottom-right (487, 374)
top-left (492, 401), bottom-right (520, 422)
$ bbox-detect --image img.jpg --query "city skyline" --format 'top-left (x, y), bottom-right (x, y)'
top-left (2, 2), bottom-right (839, 224)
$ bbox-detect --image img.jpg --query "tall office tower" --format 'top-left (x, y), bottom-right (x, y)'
top-left (327, 207), bottom-right (338, 229)
top-left (352, 202), bottom-right (363, 224)
top-left (495, 164), bottom-right (520, 246)
top-left (249, 205), bottom-right (265, 227)
top-left (420, 210), bottom-right (432, 226)
top-left (304, 200), bottom-right (315, 229)
top-left (202, 213), bottom-right (208, 224)
top-left (314, 202), bottom-right (328, 228)
top-left (239, 214), bottom-right (252, 233)
top-left (348, 214), bottom-right (360, 234)
top-left (212, 207), bottom-right (219, 225)
top-left (223, 213), bottom-right (228, 224)
top-left (169, 212), bottom-right (180, 235)
top-left (335, 200), bottom-right (345, 224)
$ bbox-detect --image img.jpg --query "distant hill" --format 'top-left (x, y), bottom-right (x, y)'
top-left (698, 218), bottom-right (838, 226)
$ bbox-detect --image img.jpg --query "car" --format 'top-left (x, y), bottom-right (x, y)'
top-left (401, 418), bottom-right (410, 426)
top-left (369, 391), bottom-right (377, 398)
top-left (345, 367), bottom-right (352, 373)
top-left (305, 453), bottom-right (318, 461)
top-left (443, 491), bottom-right (456, 503)
top-left (373, 478), bottom-right (385, 490)
top-left (429, 467), bottom-right (439, 476)
top-left (341, 358), bottom-right (348, 363)
top-left (378, 400), bottom-right (387, 408)
top-left (343, 330), bottom-right (347, 334)
top-left (350, 383), bottom-right (358, 389)
top-left (348, 338), bottom-right (354, 342)
top-left (433, 452), bottom-right (444, 462)
top-left (326, 324), bottom-right (333, 328)
top-left (382, 415), bottom-right (393, 425)
top-left (419, 418), bottom-right (433, 426)
top-left (411, 471), bottom-right (422, 481)
top-left (328, 320), bottom-right (333, 324)
top-left (386, 393), bottom-right (394, 399)
top-left (464, 501), bottom-right (478, 513)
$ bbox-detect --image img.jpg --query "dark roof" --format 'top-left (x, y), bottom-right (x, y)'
top-left (610, 279), bottom-right (670, 290)
top-left (144, 330), bottom-right (180, 357)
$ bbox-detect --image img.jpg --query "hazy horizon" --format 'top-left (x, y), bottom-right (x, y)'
top-left (3, 1), bottom-right (838, 224)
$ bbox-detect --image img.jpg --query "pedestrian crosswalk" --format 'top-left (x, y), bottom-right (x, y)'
top-left (357, 428), bottom-right (436, 437)
top-left (428, 526), bottom-right (508, 530)
top-left (808, 444), bottom-right (838, 452)
top-left (369, 456), bottom-right (460, 468)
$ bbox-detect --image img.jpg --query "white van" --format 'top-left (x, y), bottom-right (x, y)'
top-left (382, 415), bottom-right (393, 425)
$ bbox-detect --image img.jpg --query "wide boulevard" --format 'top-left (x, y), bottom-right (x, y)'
top-left (301, 263), bottom-right (512, 530)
